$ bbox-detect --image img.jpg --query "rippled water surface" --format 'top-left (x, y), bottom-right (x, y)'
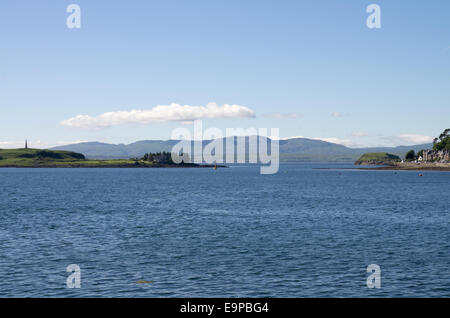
top-left (0, 164), bottom-right (449, 297)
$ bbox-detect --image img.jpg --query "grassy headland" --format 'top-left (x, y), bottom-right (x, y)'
top-left (354, 129), bottom-right (450, 171)
top-left (0, 148), bottom-right (213, 168)
top-left (354, 152), bottom-right (401, 165)
top-left (354, 152), bottom-right (450, 170)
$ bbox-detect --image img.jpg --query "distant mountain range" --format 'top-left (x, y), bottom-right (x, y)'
top-left (51, 137), bottom-right (432, 163)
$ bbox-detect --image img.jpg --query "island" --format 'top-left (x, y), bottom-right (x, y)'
top-left (355, 129), bottom-right (450, 171)
top-left (354, 152), bottom-right (401, 165)
top-left (0, 148), bottom-right (222, 168)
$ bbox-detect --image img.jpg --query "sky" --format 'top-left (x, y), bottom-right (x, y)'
top-left (1, 0), bottom-right (449, 149)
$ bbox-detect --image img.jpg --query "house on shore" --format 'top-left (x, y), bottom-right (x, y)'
top-left (422, 150), bottom-right (450, 162)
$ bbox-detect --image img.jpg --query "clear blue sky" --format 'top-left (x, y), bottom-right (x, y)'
top-left (1, 0), bottom-right (449, 148)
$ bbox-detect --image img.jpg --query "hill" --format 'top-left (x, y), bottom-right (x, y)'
top-left (0, 148), bottom-right (215, 168)
top-left (51, 138), bottom-right (432, 163)
top-left (355, 152), bottom-right (401, 165)
top-left (0, 148), bottom-right (86, 167)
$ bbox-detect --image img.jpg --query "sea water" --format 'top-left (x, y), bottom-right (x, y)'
top-left (0, 164), bottom-right (449, 297)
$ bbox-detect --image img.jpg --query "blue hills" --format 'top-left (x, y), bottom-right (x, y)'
top-left (51, 137), bottom-right (432, 163)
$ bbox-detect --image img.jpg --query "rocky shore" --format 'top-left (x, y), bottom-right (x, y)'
top-left (368, 162), bottom-right (450, 171)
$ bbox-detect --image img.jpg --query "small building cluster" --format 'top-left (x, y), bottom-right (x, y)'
top-left (421, 150), bottom-right (450, 163)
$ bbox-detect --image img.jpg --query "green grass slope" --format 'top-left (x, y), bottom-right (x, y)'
top-left (0, 148), bottom-right (202, 168)
top-left (355, 152), bottom-right (401, 165)
top-left (0, 148), bottom-right (87, 166)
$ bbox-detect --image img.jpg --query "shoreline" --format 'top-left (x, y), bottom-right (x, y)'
top-left (356, 162), bottom-right (450, 171)
top-left (0, 149), bottom-right (228, 169)
top-left (0, 163), bottom-right (227, 169)
top-left (364, 166), bottom-right (450, 171)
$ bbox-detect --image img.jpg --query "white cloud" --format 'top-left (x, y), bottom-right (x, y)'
top-left (313, 137), bottom-right (360, 147)
top-left (351, 131), bottom-right (369, 137)
top-left (384, 134), bottom-right (433, 146)
top-left (262, 113), bottom-right (299, 119)
top-left (0, 140), bottom-right (86, 149)
top-left (269, 135), bottom-right (305, 140)
top-left (61, 103), bottom-right (256, 129)
top-left (330, 112), bottom-right (350, 118)
top-left (0, 141), bottom-right (24, 148)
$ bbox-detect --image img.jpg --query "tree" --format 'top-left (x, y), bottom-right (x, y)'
top-left (405, 150), bottom-right (416, 161)
top-left (139, 151), bottom-right (174, 164)
top-left (432, 128), bottom-right (450, 151)
top-left (438, 129), bottom-right (450, 141)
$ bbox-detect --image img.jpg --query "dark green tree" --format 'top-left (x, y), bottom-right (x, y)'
top-left (432, 128), bottom-right (450, 151)
top-left (139, 151), bottom-right (175, 164)
top-left (405, 150), bottom-right (416, 161)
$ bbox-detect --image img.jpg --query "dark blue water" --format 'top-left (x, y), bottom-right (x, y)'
top-left (0, 164), bottom-right (449, 297)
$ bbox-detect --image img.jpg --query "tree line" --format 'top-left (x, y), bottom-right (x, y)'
top-left (405, 128), bottom-right (450, 161)
top-left (432, 128), bottom-right (450, 151)
top-left (133, 152), bottom-right (191, 165)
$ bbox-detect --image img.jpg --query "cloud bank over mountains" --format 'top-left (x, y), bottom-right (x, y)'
top-left (61, 103), bottom-right (256, 129)
top-left (55, 102), bottom-right (435, 148)
top-left (383, 134), bottom-right (434, 145)
top-left (262, 113), bottom-right (299, 119)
